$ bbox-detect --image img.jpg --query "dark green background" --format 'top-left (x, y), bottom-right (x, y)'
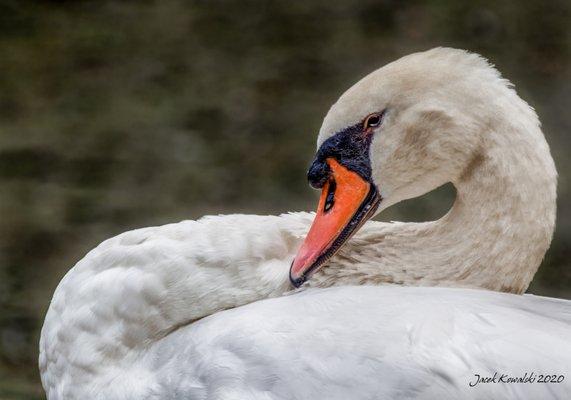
top-left (0, 1), bottom-right (569, 398)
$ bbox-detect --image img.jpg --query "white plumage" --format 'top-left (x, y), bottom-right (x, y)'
top-left (40, 48), bottom-right (571, 399)
top-left (153, 286), bottom-right (571, 400)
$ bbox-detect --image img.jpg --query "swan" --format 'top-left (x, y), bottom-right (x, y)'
top-left (39, 48), bottom-right (571, 399)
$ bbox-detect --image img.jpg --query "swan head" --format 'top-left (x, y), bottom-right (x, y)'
top-left (290, 47), bottom-right (542, 287)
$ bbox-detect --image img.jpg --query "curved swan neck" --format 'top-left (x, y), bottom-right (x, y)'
top-left (40, 48), bottom-right (559, 398)
top-left (314, 114), bottom-right (557, 294)
top-left (445, 130), bottom-right (556, 291)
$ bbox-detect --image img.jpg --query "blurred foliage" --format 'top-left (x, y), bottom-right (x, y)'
top-left (0, 0), bottom-right (569, 397)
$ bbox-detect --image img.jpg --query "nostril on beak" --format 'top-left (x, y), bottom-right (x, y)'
top-left (307, 159), bottom-right (330, 189)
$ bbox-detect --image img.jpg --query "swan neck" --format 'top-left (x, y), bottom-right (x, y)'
top-left (319, 125), bottom-right (556, 294)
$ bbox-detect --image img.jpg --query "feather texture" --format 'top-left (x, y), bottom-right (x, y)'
top-left (39, 48), bottom-right (568, 399)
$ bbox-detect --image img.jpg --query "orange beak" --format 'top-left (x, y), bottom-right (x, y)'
top-left (290, 158), bottom-right (381, 287)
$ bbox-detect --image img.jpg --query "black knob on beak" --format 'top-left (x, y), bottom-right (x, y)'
top-left (307, 158), bottom-right (331, 189)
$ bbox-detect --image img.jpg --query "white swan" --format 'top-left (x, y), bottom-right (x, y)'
top-left (39, 48), bottom-right (571, 399)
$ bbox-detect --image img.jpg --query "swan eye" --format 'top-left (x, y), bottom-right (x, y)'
top-left (364, 113), bottom-right (382, 129)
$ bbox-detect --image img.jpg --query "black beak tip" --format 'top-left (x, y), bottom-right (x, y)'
top-left (289, 262), bottom-right (306, 288)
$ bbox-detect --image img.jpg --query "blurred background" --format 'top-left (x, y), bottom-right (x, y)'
top-left (0, 0), bottom-right (569, 398)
